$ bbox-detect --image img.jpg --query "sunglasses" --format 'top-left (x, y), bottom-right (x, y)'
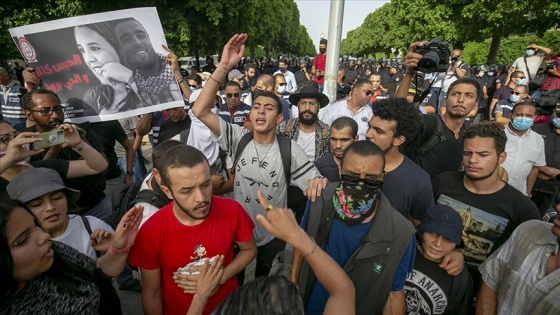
top-left (365, 90), bottom-right (374, 97)
top-left (278, 83), bottom-right (287, 86)
top-left (188, 84), bottom-right (198, 88)
top-left (511, 91), bottom-right (523, 95)
top-left (226, 93), bottom-right (240, 98)
top-left (516, 77), bottom-right (526, 79)
top-left (340, 173), bottom-right (383, 190)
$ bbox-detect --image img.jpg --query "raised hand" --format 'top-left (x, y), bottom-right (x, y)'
top-left (112, 205), bottom-right (143, 251)
top-left (404, 41), bottom-right (428, 75)
top-left (219, 34), bottom-right (248, 70)
top-left (162, 45), bottom-right (181, 73)
top-left (90, 229), bottom-right (114, 252)
top-left (255, 190), bottom-right (301, 244)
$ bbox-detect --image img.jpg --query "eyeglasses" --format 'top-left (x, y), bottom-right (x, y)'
top-left (278, 83), bottom-right (287, 86)
top-left (365, 90), bottom-right (374, 96)
top-left (0, 131), bottom-right (19, 145)
top-left (511, 91), bottom-right (523, 95)
top-left (340, 173), bottom-right (383, 190)
top-left (298, 101), bottom-right (319, 108)
top-left (28, 105), bottom-right (64, 117)
top-left (226, 93), bottom-right (240, 98)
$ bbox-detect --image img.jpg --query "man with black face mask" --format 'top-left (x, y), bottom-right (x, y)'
top-left (312, 38), bottom-right (327, 93)
top-left (279, 86), bottom-right (331, 222)
top-left (292, 140), bottom-right (417, 315)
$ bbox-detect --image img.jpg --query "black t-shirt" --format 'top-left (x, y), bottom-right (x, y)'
top-left (26, 123), bottom-right (107, 210)
top-left (383, 156), bottom-right (434, 221)
top-left (432, 171), bottom-right (540, 272)
top-left (315, 153), bottom-right (340, 183)
top-left (386, 72), bottom-right (403, 96)
top-left (405, 247), bottom-right (472, 315)
top-left (492, 85), bottom-right (513, 101)
top-left (402, 115), bottom-right (467, 178)
top-left (157, 115), bottom-right (191, 146)
top-left (90, 121), bottom-right (128, 180)
top-left (202, 64), bottom-right (216, 73)
top-left (1, 160), bottom-right (70, 195)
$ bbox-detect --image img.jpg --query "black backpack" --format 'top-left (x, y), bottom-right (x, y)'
top-left (106, 182), bottom-right (142, 229)
top-left (106, 179), bottom-right (171, 229)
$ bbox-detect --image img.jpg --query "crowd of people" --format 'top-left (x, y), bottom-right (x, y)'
top-left (1, 28), bottom-right (559, 315)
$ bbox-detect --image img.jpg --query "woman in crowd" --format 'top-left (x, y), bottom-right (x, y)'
top-left (0, 120), bottom-right (108, 192)
top-left (0, 197), bottom-right (142, 314)
top-left (74, 21), bottom-right (141, 115)
top-left (7, 167), bottom-right (113, 260)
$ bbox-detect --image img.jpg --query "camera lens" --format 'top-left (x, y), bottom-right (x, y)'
top-left (417, 51), bottom-right (441, 72)
top-left (48, 135), bottom-right (58, 143)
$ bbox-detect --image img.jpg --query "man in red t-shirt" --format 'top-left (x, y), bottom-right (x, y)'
top-left (128, 144), bottom-right (257, 315)
top-left (312, 38), bottom-right (328, 93)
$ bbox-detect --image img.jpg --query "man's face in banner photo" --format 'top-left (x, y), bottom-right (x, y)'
top-left (114, 19), bottom-right (157, 71)
top-left (74, 26), bottom-right (121, 85)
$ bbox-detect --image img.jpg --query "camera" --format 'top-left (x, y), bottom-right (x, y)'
top-left (32, 130), bottom-right (65, 150)
top-left (414, 38), bottom-right (450, 73)
top-left (546, 61), bottom-right (559, 71)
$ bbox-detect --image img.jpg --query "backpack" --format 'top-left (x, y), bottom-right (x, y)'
top-left (107, 177), bottom-right (172, 229)
top-left (106, 182), bottom-right (142, 229)
top-left (231, 132), bottom-right (292, 184)
top-left (416, 114), bottom-right (446, 157)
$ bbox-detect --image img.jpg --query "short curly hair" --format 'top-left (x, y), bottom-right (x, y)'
top-left (462, 122), bottom-right (507, 154)
top-left (371, 98), bottom-right (422, 144)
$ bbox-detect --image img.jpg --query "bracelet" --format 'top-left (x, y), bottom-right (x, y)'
top-left (178, 78), bottom-right (185, 85)
top-left (72, 141), bottom-right (86, 152)
top-left (110, 246), bottom-right (131, 254)
top-left (126, 170), bottom-right (134, 176)
top-left (209, 75), bottom-right (224, 85)
top-left (302, 237), bottom-right (317, 258)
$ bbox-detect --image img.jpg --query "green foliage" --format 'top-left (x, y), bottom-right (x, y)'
top-left (1, 0), bottom-right (315, 64)
top-left (462, 31), bottom-right (560, 65)
top-left (341, 0), bottom-right (559, 63)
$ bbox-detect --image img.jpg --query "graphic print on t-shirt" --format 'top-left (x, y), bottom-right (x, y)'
top-left (405, 270), bottom-right (448, 315)
top-left (437, 194), bottom-right (509, 268)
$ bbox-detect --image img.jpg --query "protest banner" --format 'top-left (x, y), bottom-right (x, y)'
top-left (9, 7), bottom-right (183, 123)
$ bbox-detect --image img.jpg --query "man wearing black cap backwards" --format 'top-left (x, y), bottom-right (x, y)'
top-left (279, 86), bottom-right (331, 222)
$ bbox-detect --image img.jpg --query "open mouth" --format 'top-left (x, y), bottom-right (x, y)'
top-left (44, 214), bottom-right (60, 223)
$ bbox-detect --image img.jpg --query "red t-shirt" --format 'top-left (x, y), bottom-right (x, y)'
top-left (128, 196), bottom-right (255, 315)
top-left (313, 53), bottom-right (326, 85)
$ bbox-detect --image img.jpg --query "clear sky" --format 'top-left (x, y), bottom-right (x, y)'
top-left (295, 0), bottom-right (390, 52)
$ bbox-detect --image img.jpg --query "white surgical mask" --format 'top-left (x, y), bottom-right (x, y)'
top-left (276, 85), bottom-right (286, 94)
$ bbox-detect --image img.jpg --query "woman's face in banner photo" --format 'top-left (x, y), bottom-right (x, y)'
top-left (75, 26), bottom-right (121, 85)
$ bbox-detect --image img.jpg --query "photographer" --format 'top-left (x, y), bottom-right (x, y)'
top-left (531, 47), bottom-right (560, 99)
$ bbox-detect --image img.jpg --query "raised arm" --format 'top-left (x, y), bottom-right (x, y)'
top-left (58, 123), bottom-right (108, 178)
top-left (256, 191), bottom-right (355, 315)
top-left (190, 34), bottom-right (247, 137)
top-left (163, 45), bottom-right (192, 100)
top-left (395, 41), bottom-right (426, 99)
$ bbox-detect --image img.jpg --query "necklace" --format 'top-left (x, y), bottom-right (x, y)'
top-left (254, 140), bottom-right (274, 167)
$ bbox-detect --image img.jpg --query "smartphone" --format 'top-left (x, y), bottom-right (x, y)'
top-left (32, 130), bottom-right (65, 150)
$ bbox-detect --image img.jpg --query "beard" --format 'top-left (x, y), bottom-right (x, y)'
top-left (464, 164), bottom-right (499, 181)
top-left (171, 192), bottom-right (212, 221)
top-left (299, 111), bottom-right (318, 125)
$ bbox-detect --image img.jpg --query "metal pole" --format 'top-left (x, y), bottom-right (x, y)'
top-left (323, 0), bottom-right (345, 104)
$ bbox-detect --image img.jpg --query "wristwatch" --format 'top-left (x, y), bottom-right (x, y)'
top-left (126, 171), bottom-right (134, 176)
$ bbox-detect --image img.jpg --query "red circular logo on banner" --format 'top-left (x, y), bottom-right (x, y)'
top-left (17, 37), bottom-right (37, 63)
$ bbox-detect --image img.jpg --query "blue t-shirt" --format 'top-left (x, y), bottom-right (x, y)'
top-left (301, 202), bottom-right (416, 314)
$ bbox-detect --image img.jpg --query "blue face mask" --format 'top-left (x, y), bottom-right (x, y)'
top-left (526, 49), bottom-right (535, 56)
top-left (517, 78), bottom-right (527, 86)
top-left (278, 67), bottom-right (285, 72)
top-left (487, 72), bottom-right (494, 77)
top-left (512, 117), bottom-right (534, 131)
top-left (553, 117), bottom-right (560, 128)
top-left (510, 94), bottom-right (520, 102)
